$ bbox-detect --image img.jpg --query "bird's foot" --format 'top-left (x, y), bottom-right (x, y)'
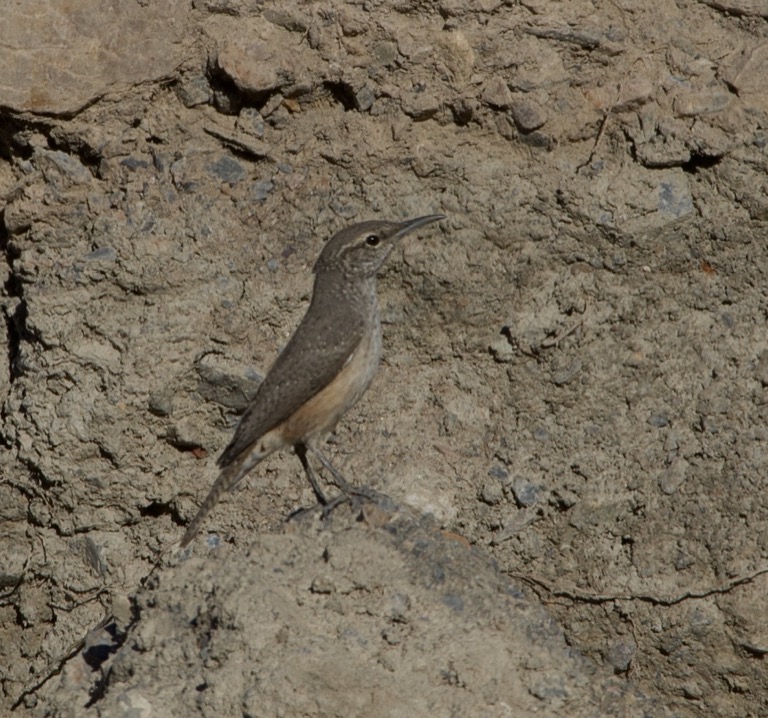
top-left (287, 484), bottom-right (384, 523)
top-left (320, 484), bottom-right (386, 518)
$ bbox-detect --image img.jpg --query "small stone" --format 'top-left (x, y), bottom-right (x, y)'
top-left (261, 93), bottom-right (284, 118)
top-left (658, 176), bottom-right (694, 219)
top-left (614, 77), bottom-right (654, 111)
top-left (552, 358), bottom-right (582, 385)
top-left (371, 41), bottom-right (398, 67)
top-left (250, 179), bottom-right (274, 201)
top-left (39, 149), bottom-right (93, 185)
top-left (648, 413), bottom-right (669, 427)
top-left (166, 420), bottom-right (207, 451)
top-left (148, 392), bottom-right (173, 417)
top-left (552, 489), bottom-right (578, 509)
top-left (236, 107), bottom-right (265, 138)
top-left (267, 107), bottom-right (290, 129)
top-left (673, 89), bottom-right (730, 117)
top-left (510, 99), bottom-right (547, 132)
top-left (489, 336), bottom-right (515, 362)
top-left (481, 76), bottom-right (513, 108)
top-left (441, 593), bottom-right (464, 612)
top-left (488, 464), bottom-right (509, 481)
top-left (740, 640), bottom-right (768, 657)
top-left (438, 0), bottom-right (466, 17)
top-left (176, 75), bottom-right (211, 107)
top-left (339, 11), bottom-right (366, 36)
top-left (84, 246), bottom-right (117, 262)
top-left (722, 43), bottom-right (768, 96)
top-left (262, 8), bottom-right (310, 33)
top-left (207, 155), bottom-right (247, 184)
top-left (217, 41), bottom-right (280, 94)
top-left (511, 478), bottom-right (540, 508)
top-left (480, 480), bottom-right (504, 505)
top-left (120, 156), bottom-right (150, 170)
top-left (212, 88), bottom-right (241, 115)
top-left (170, 157), bottom-right (198, 192)
top-left (658, 459), bottom-right (688, 495)
top-left (604, 641), bottom-right (636, 673)
top-left (381, 625), bottom-right (408, 646)
top-left (674, 550), bottom-right (695, 571)
top-left (519, 132), bottom-right (555, 150)
top-left (354, 84), bottom-right (376, 111)
top-left (529, 677), bottom-right (568, 700)
top-left (0, 530), bottom-right (31, 583)
top-left (449, 97), bottom-right (475, 126)
top-left (310, 576), bottom-right (336, 594)
top-left (195, 354), bottom-right (262, 411)
top-left (387, 593), bottom-right (411, 621)
top-left (402, 90), bottom-right (440, 120)
top-left (329, 198), bottom-right (360, 218)
top-left (113, 690), bottom-right (152, 717)
top-left (495, 114), bottom-right (517, 140)
top-left (681, 682), bottom-right (703, 700)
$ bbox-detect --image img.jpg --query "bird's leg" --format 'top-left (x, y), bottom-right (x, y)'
top-left (305, 444), bottom-right (356, 493)
top-left (306, 444), bottom-right (381, 504)
top-left (292, 444), bottom-right (381, 523)
top-left (294, 442), bottom-right (328, 505)
top-left (287, 443), bottom-right (348, 522)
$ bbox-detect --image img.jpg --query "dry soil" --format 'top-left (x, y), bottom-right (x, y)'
top-left (2, 1), bottom-right (768, 716)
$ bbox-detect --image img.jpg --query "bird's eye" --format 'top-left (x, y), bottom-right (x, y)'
top-left (365, 234), bottom-right (380, 247)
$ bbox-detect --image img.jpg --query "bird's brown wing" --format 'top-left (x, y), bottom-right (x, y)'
top-left (217, 295), bottom-right (365, 468)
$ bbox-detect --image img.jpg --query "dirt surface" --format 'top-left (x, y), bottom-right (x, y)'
top-left (2, 1), bottom-right (768, 716)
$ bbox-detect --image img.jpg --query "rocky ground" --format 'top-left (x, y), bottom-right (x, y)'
top-left (2, 1), bottom-right (768, 716)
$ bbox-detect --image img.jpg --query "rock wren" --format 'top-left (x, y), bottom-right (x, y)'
top-left (180, 214), bottom-right (445, 547)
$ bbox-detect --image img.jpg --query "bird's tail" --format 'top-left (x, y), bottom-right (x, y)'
top-left (179, 455), bottom-right (255, 548)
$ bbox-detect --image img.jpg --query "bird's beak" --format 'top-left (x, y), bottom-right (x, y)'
top-left (393, 214), bottom-right (446, 239)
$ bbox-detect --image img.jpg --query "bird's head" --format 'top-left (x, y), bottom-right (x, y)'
top-left (314, 214), bottom-right (445, 278)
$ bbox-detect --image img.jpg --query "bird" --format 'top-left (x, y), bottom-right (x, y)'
top-left (179, 214), bottom-right (445, 547)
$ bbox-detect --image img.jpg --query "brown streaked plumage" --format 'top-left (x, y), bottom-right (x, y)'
top-left (180, 214), bottom-right (445, 547)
